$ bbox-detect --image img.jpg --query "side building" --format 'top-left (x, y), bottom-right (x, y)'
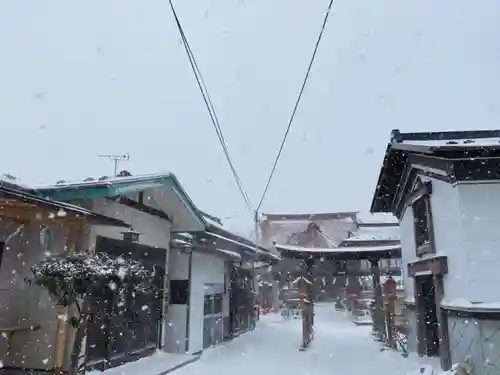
top-left (371, 129), bottom-right (500, 374)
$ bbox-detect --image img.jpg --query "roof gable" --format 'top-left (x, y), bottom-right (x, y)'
top-left (35, 173), bottom-right (205, 232)
top-left (371, 129), bottom-right (500, 215)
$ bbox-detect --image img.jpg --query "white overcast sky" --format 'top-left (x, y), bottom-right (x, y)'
top-left (1, 0), bottom-right (500, 234)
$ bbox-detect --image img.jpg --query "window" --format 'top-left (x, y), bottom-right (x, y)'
top-left (213, 294), bottom-right (223, 314)
top-left (204, 293), bottom-right (223, 315)
top-left (170, 280), bottom-right (189, 305)
top-left (204, 295), bottom-right (212, 315)
top-left (413, 197), bottom-right (430, 247)
top-left (410, 179), bottom-right (434, 256)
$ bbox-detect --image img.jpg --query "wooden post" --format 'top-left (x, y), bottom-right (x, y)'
top-left (386, 295), bottom-right (396, 348)
top-left (299, 258), bottom-right (314, 350)
top-left (433, 275), bottom-right (452, 371)
top-left (299, 277), bottom-right (308, 349)
top-left (53, 223), bottom-right (79, 375)
top-left (370, 259), bottom-right (385, 341)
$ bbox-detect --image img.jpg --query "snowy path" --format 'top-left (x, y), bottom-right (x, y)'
top-left (176, 303), bottom-right (420, 375)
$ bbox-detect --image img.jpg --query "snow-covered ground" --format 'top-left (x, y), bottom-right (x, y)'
top-left (174, 303), bottom-right (423, 375)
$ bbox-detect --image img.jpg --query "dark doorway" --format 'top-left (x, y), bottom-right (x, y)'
top-left (229, 268), bottom-right (255, 337)
top-left (86, 236), bottom-right (166, 370)
top-left (416, 275), bottom-right (439, 357)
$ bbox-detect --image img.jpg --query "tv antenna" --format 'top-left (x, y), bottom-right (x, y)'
top-left (98, 153), bottom-right (130, 176)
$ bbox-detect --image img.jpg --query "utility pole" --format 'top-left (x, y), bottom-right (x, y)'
top-left (254, 210), bottom-right (260, 246)
top-left (98, 153), bottom-right (130, 177)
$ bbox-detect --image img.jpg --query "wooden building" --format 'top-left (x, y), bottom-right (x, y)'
top-left (0, 181), bottom-right (127, 374)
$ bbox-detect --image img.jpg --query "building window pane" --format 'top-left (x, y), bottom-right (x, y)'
top-left (204, 295), bottom-right (213, 315)
top-left (213, 294), bottom-right (223, 314)
top-left (413, 197), bottom-right (430, 248)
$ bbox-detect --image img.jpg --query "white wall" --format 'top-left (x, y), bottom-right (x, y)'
top-left (89, 198), bottom-right (171, 250)
top-left (457, 182), bottom-right (500, 303)
top-left (164, 249), bottom-right (190, 353)
top-left (399, 209), bottom-right (415, 302)
top-left (188, 252), bottom-right (226, 354)
top-left (401, 177), bottom-right (500, 304)
top-left (399, 176), bottom-right (466, 301)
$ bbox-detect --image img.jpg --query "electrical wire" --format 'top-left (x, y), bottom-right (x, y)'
top-left (169, 0), bottom-right (254, 212)
top-left (256, 0), bottom-right (335, 213)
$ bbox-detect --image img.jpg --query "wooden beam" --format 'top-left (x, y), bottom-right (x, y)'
top-left (407, 256), bottom-right (448, 277)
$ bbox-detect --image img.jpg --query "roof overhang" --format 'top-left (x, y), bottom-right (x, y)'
top-left (35, 173), bottom-right (204, 232)
top-left (262, 212), bottom-right (358, 222)
top-left (0, 185), bottom-right (129, 227)
top-left (276, 243), bottom-right (401, 261)
top-left (198, 230), bottom-right (281, 263)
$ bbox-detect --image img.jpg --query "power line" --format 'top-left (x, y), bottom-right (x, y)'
top-left (169, 0), bottom-right (254, 212)
top-left (256, 0), bottom-right (335, 213)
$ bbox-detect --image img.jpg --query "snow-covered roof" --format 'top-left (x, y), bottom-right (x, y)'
top-left (215, 248), bottom-right (242, 259)
top-left (399, 137), bottom-right (500, 148)
top-left (35, 172), bottom-right (206, 232)
top-left (276, 243), bottom-right (401, 253)
top-left (355, 212), bottom-right (398, 225)
top-left (198, 211), bottom-right (280, 262)
top-left (0, 173), bottom-right (31, 190)
top-left (35, 172), bottom-right (175, 189)
top-left (202, 231), bottom-right (281, 261)
top-left (203, 214), bottom-right (225, 231)
top-left (176, 232), bottom-right (194, 240)
top-left (261, 214), bottom-right (358, 249)
top-left (371, 129), bottom-right (500, 215)
top-left (291, 276), bottom-right (312, 285)
top-left (171, 238), bottom-right (192, 247)
top-left (441, 298), bottom-right (500, 312)
top-left (347, 226), bottom-right (400, 241)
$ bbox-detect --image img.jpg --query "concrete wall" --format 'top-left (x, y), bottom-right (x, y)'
top-left (447, 314), bottom-right (500, 375)
top-left (0, 220), bottom-right (85, 370)
top-left (188, 252), bottom-right (226, 354)
top-left (164, 248), bottom-right (190, 353)
top-left (404, 307), bottom-right (418, 354)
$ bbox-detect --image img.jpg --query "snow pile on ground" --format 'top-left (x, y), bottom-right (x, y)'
top-left (406, 360), bottom-right (472, 375)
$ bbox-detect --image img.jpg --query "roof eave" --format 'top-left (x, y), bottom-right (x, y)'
top-left (370, 143), bottom-right (393, 213)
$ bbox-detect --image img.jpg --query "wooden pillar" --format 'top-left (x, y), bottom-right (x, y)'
top-left (306, 258), bottom-right (314, 335)
top-left (370, 259), bottom-right (385, 341)
top-left (385, 296), bottom-right (396, 348)
top-left (413, 277), bottom-right (426, 356)
top-left (433, 275), bottom-right (451, 371)
top-left (53, 222), bottom-right (80, 375)
top-left (299, 257), bottom-right (314, 350)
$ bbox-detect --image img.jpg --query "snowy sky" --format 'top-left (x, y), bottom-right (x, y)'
top-left (1, 0), bottom-right (500, 234)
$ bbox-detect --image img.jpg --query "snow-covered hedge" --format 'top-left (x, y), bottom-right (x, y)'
top-left (27, 252), bottom-right (155, 307)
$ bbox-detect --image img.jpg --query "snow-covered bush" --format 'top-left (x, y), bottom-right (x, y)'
top-left (28, 252), bottom-right (154, 307)
top-left (27, 252), bottom-right (156, 375)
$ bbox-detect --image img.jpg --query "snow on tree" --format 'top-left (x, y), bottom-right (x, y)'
top-left (27, 252), bottom-right (156, 375)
